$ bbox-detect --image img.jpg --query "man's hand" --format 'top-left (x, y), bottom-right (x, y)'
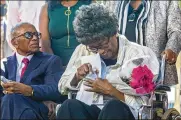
top-left (1, 81), bottom-right (33, 96)
top-left (70, 63), bottom-right (93, 86)
top-left (162, 49), bottom-right (177, 64)
top-left (43, 101), bottom-right (57, 120)
top-left (84, 78), bottom-right (114, 95)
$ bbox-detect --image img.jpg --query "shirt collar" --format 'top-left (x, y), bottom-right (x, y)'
top-left (16, 52), bottom-right (33, 65)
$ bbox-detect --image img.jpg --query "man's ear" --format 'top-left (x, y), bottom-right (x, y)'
top-left (11, 39), bottom-right (18, 49)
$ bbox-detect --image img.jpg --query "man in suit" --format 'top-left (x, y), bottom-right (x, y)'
top-left (0, 22), bottom-right (66, 119)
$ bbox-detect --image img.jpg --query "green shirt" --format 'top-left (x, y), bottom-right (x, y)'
top-left (48, 0), bottom-right (91, 66)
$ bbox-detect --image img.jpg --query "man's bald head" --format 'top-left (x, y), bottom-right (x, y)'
top-left (10, 22), bottom-right (36, 40)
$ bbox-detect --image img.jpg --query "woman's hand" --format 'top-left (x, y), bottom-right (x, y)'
top-left (70, 63), bottom-right (93, 86)
top-left (84, 78), bottom-right (125, 101)
top-left (84, 78), bottom-right (114, 95)
top-left (162, 49), bottom-right (177, 64)
top-left (76, 63), bottom-right (93, 80)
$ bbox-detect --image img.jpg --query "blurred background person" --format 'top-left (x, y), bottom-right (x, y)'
top-left (6, 1), bottom-right (46, 56)
top-left (1, 0), bottom-right (9, 59)
top-left (175, 51), bottom-right (181, 112)
top-left (39, 0), bottom-right (93, 68)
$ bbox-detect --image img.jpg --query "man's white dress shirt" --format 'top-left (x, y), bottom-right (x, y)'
top-left (16, 52), bottom-right (33, 82)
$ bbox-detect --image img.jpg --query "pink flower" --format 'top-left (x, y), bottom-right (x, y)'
top-left (130, 65), bottom-right (155, 94)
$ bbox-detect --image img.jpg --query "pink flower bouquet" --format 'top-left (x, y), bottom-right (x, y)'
top-left (129, 65), bottom-right (155, 94)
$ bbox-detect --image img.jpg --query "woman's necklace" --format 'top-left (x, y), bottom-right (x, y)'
top-left (65, 7), bottom-right (71, 47)
top-left (128, 10), bottom-right (137, 22)
top-left (128, 1), bottom-right (142, 22)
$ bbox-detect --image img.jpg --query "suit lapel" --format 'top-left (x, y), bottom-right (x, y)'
top-left (20, 52), bottom-right (44, 83)
top-left (7, 54), bottom-right (17, 81)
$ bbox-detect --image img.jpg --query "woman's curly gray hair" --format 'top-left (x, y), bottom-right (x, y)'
top-left (73, 3), bottom-right (118, 45)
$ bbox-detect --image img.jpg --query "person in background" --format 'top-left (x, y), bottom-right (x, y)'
top-left (0, 23), bottom-right (66, 119)
top-left (175, 51), bottom-right (181, 112)
top-left (113, 0), bottom-right (181, 86)
top-left (6, 1), bottom-right (46, 56)
top-left (39, 0), bottom-right (93, 67)
top-left (1, 0), bottom-right (8, 59)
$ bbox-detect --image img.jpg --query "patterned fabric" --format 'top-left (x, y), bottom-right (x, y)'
top-left (58, 35), bottom-right (159, 119)
top-left (114, 1), bottom-right (181, 85)
top-left (98, 1), bottom-right (116, 12)
top-left (115, 0), bottom-right (151, 44)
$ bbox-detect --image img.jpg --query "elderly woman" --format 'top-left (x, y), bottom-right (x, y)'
top-left (57, 3), bottom-right (159, 119)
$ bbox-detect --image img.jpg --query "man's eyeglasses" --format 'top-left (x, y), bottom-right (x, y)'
top-left (86, 38), bottom-right (110, 53)
top-left (12, 32), bottom-right (41, 40)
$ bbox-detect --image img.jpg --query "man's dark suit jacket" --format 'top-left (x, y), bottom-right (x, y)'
top-left (0, 51), bottom-right (67, 119)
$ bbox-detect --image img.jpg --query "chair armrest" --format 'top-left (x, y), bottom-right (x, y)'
top-left (67, 88), bottom-right (79, 99)
top-left (155, 85), bottom-right (171, 92)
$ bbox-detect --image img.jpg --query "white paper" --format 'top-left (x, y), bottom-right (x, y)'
top-left (81, 53), bottom-right (102, 78)
top-left (76, 53), bottom-right (103, 105)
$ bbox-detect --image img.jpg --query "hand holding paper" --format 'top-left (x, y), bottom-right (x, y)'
top-left (70, 63), bottom-right (98, 87)
top-left (76, 53), bottom-right (104, 105)
top-left (81, 53), bottom-right (102, 78)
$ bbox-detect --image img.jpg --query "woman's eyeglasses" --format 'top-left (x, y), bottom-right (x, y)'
top-left (86, 38), bottom-right (110, 53)
top-left (12, 32), bottom-right (41, 40)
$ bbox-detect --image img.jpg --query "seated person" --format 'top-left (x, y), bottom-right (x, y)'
top-left (0, 22), bottom-right (67, 119)
top-left (57, 3), bottom-right (159, 120)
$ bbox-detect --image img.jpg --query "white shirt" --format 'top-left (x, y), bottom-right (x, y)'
top-left (16, 52), bottom-right (33, 82)
top-left (6, 1), bottom-right (46, 49)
